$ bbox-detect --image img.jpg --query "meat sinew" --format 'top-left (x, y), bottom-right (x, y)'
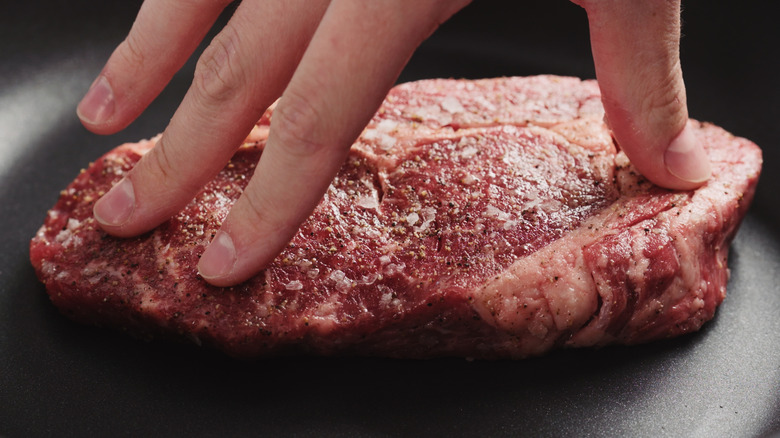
top-left (30, 76), bottom-right (762, 358)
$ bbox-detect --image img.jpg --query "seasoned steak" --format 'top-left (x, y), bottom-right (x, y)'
top-left (30, 76), bottom-right (762, 358)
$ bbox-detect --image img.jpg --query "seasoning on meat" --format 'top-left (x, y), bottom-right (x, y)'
top-left (30, 76), bottom-right (762, 358)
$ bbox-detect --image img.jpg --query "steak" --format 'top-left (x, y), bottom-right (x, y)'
top-left (30, 76), bottom-right (762, 359)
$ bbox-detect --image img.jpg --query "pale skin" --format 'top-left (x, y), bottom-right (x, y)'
top-left (78, 0), bottom-right (711, 287)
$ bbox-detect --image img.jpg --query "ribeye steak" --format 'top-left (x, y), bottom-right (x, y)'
top-left (30, 76), bottom-right (762, 358)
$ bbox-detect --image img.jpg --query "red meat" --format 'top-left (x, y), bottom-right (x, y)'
top-left (30, 76), bottom-right (762, 358)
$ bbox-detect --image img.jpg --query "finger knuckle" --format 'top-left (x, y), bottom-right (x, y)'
top-left (116, 32), bottom-right (148, 73)
top-left (194, 26), bottom-right (244, 103)
top-left (146, 138), bottom-right (176, 185)
top-left (641, 65), bottom-right (687, 127)
top-left (145, 138), bottom-right (206, 200)
top-left (241, 187), bottom-right (289, 234)
top-left (271, 90), bottom-right (328, 158)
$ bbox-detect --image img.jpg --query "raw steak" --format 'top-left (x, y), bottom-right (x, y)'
top-left (30, 76), bottom-right (762, 359)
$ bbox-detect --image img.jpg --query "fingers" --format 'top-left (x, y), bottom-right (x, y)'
top-left (575, 0), bottom-right (711, 189)
top-left (77, 0), bottom-right (232, 134)
top-left (197, 0), bottom-right (470, 286)
top-left (93, 0), bottom-right (330, 237)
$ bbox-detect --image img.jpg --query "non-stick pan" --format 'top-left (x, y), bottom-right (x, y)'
top-left (2, 1), bottom-right (778, 436)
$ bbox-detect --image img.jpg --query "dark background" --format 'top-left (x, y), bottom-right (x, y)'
top-left (1, 1), bottom-right (778, 437)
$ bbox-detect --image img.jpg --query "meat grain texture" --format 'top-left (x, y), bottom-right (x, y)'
top-left (30, 76), bottom-right (762, 359)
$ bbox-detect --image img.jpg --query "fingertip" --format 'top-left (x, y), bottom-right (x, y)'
top-left (615, 120), bottom-right (712, 191)
top-left (198, 230), bottom-right (238, 285)
top-left (580, 0), bottom-right (709, 190)
top-left (93, 177), bottom-right (136, 232)
top-left (664, 122), bottom-right (711, 188)
top-left (77, 75), bottom-right (118, 133)
top-left (196, 192), bottom-right (303, 287)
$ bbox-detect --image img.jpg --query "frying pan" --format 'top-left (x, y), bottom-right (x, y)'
top-left (2, 1), bottom-right (778, 436)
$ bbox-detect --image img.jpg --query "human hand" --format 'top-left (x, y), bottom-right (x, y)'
top-left (78, 0), bottom-right (709, 288)
top-left (573, 0), bottom-right (711, 189)
top-left (78, 0), bottom-right (470, 286)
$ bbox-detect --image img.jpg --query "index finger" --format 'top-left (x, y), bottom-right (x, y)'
top-left (576, 0), bottom-right (711, 189)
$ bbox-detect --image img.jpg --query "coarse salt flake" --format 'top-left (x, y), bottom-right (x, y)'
top-left (376, 119), bottom-right (399, 132)
top-left (461, 174), bottom-right (478, 185)
top-left (406, 212), bottom-right (419, 227)
top-left (363, 129), bottom-right (397, 150)
top-left (414, 207), bottom-right (436, 233)
top-left (440, 96), bottom-right (465, 114)
top-left (485, 204), bottom-right (511, 221)
top-left (329, 270), bottom-right (346, 282)
top-left (460, 146), bottom-right (479, 159)
top-left (285, 280), bottom-right (304, 291)
top-left (356, 195), bottom-right (379, 209)
top-left (329, 269), bottom-right (352, 292)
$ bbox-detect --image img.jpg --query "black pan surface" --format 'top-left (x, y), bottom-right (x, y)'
top-left (2, 1), bottom-right (778, 437)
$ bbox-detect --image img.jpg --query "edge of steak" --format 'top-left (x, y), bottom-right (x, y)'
top-left (29, 76), bottom-right (762, 358)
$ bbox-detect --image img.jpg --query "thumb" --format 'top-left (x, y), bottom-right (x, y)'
top-left (577, 0), bottom-right (711, 190)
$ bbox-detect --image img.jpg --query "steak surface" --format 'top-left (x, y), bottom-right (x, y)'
top-left (30, 76), bottom-right (762, 358)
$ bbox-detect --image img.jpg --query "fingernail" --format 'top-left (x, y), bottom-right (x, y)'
top-left (664, 123), bottom-right (712, 184)
top-left (198, 231), bottom-right (237, 279)
top-left (77, 75), bottom-right (115, 124)
top-left (94, 177), bottom-right (135, 226)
